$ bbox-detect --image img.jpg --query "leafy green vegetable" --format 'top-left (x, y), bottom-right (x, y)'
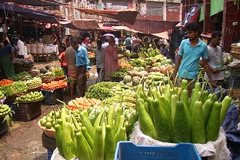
top-left (0, 81), bottom-right (28, 96)
top-left (9, 72), bottom-right (32, 81)
top-left (53, 69), bottom-right (65, 77)
top-left (86, 82), bottom-right (117, 100)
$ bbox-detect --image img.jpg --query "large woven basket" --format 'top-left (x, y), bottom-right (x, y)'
top-left (38, 120), bottom-right (56, 139)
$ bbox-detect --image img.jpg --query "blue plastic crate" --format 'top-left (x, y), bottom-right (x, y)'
top-left (114, 142), bottom-right (201, 160)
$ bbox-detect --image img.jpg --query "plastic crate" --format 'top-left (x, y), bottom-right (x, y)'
top-left (15, 100), bottom-right (42, 121)
top-left (43, 91), bottom-right (57, 105)
top-left (230, 75), bottom-right (240, 89)
top-left (114, 142), bottom-right (201, 160)
top-left (230, 67), bottom-right (240, 75)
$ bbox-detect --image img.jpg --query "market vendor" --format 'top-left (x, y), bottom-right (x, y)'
top-left (71, 36), bottom-right (91, 97)
top-left (200, 31), bottom-right (224, 86)
top-left (0, 40), bottom-right (15, 78)
top-left (173, 22), bottom-right (217, 94)
top-left (103, 37), bottom-right (125, 81)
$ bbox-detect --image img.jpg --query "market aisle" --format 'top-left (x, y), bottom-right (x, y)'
top-left (0, 60), bottom-right (98, 160)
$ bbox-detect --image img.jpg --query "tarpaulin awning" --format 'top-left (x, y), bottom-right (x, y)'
top-left (112, 26), bottom-right (139, 33)
top-left (125, 16), bottom-right (179, 34)
top-left (2, 0), bottom-right (65, 6)
top-left (152, 31), bottom-right (169, 40)
top-left (0, 2), bottom-right (58, 23)
top-left (72, 19), bottom-right (100, 30)
top-left (75, 8), bottom-right (138, 25)
top-left (98, 26), bottom-right (114, 31)
top-left (58, 20), bottom-right (79, 30)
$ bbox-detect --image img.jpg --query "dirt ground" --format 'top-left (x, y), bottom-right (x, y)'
top-left (0, 60), bottom-right (99, 160)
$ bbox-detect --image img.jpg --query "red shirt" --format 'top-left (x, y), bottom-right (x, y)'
top-left (59, 52), bottom-right (68, 66)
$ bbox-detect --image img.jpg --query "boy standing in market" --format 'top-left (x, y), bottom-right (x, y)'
top-left (172, 22), bottom-right (217, 94)
top-left (200, 31), bottom-right (224, 86)
top-left (95, 40), bottom-right (104, 76)
top-left (71, 36), bottom-right (91, 97)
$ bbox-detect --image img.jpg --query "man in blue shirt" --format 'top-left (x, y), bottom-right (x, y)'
top-left (173, 22), bottom-right (216, 94)
top-left (71, 36), bottom-right (91, 97)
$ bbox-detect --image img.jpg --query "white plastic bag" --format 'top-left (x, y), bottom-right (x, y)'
top-left (130, 122), bottom-right (231, 160)
top-left (51, 148), bottom-right (78, 160)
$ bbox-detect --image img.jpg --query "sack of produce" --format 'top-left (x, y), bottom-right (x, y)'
top-left (130, 122), bottom-right (230, 160)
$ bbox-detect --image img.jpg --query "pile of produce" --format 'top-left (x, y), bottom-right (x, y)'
top-left (0, 104), bottom-right (11, 117)
top-left (39, 72), bottom-right (55, 82)
top-left (88, 52), bottom-right (95, 58)
top-left (118, 63), bottom-right (133, 69)
top-left (146, 72), bottom-right (169, 86)
top-left (42, 81), bottom-right (67, 90)
top-left (121, 75), bottom-right (141, 87)
top-left (39, 110), bottom-right (62, 130)
top-left (0, 79), bottom-right (14, 87)
top-left (53, 69), bottom-right (65, 78)
top-left (50, 103), bottom-right (137, 160)
top-left (0, 91), bottom-right (5, 100)
top-left (138, 47), bottom-right (161, 58)
top-left (86, 82), bottom-right (118, 100)
top-left (15, 91), bottom-right (44, 103)
top-left (149, 65), bottom-right (174, 76)
top-left (9, 72), bottom-right (32, 81)
top-left (136, 78), bottom-right (231, 144)
top-left (25, 77), bottom-right (42, 89)
top-left (108, 70), bottom-right (126, 78)
top-left (0, 81), bottom-right (28, 96)
top-left (13, 58), bottom-right (34, 69)
top-left (129, 58), bottom-right (147, 68)
top-left (102, 85), bottom-right (136, 109)
top-left (68, 97), bottom-right (102, 110)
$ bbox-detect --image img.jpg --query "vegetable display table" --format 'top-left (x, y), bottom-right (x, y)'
top-left (31, 53), bottom-right (56, 62)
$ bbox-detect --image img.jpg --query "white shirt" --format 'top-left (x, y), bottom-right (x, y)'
top-left (204, 46), bottom-right (224, 81)
top-left (17, 39), bottom-right (27, 56)
top-left (102, 42), bottom-right (109, 49)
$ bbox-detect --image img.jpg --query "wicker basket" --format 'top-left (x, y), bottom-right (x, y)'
top-left (15, 67), bottom-right (32, 74)
top-left (38, 121), bottom-right (56, 138)
top-left (27, 86), bottom-right (41, 93)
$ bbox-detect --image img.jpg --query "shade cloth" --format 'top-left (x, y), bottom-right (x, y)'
top-left (0, 2), bottom-right (58, 23)
top-left (2, 0), bottom-right (65, 6)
